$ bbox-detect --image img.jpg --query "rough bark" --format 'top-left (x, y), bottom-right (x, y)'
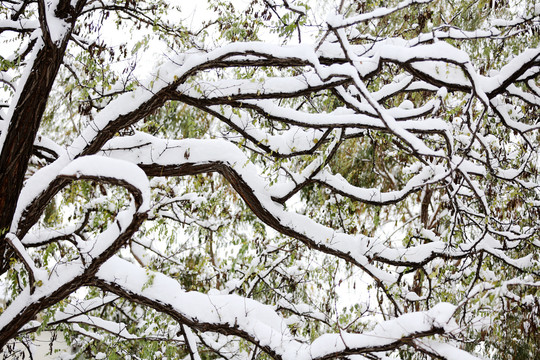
top-left (0, 1), bottom-right (85, 274)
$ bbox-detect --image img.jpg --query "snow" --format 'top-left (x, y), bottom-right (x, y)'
top-left (481, 48), bottom-right (540, 94)
top-left (2, 2), bottom-right (538, 357)
top-left (0, 259), bottom-right (86, 330)
top-left (183, 325), bottom-right (202, 360)
top-left (97, 256), bottom-right (297, 353)
top-left (11, 157), bottom-right (69, 230)
top-left (0, 19), bottom-right (39, 32)
top-left (405, 292), bottom-right (422, 301)
top-left (97, 256), bottom-right (461, 360)
top-left (104, 134), bottom-right (400, 278)
top-left (416, 27), bottom-right (501, 43)
top-left (300, 303), bottom-right (457, 359)
top-left (326, 0), bottom-right (433, 28)
top-left (216, 106), bottom-right (327, 156)
top-left (417, 339), bottom-right (483, 360)
top-left (22, 218), bottom-right (82, 246)
top-left (379, 41), bottom-right (470, 64)
top-left (59, 155), bottom-right (151, 212)
top-left (177, 73), bottom-right (341, 100)
top-left (67, 88), bottom-right (157, 157)
top-left (100, 132), bottom-right (463, 283)
top-left (44, 0), bottom-right (70, 44)
top-left (314, 164), bottom-right (439, 205)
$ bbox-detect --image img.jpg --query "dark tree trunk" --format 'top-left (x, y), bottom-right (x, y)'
top-left (0, 0), bottom-right (83, 274)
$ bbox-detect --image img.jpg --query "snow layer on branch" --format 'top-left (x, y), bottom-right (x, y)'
top-left (68, 88), bottom-right (157, 156)
top-left (216, 106), bottom-right (326, 155)
top-left (33, 295), bottom-right (141, 340)
top-left (69, 41), bottom-right (323, 158)
top-left (59, 155), bottom-right (150, 211)
top-left (69, 314), bottom-right (139, 340)
top-left (11, 157), bottom-right (69, 230)
top-left (101, 133), bottom-right (397, 281)
top-left (416, 27), bottom-right (502, 42)
top-left (44, 0), bottom-right (70, 44)
top-left (417, 339), bottom-right (483, 360)
top-left (0, 259), bottom-right (85, 330)
top-left (101, 133), bottom-right (463, 280)
top-left (234, 100), bottom-right (447, 131)
top-left (1, 204), bottom-right (144, 333)
top-left (97, 256), bottom-right (462, 360)
top-left (313, 164), bottom-right (440, 204)
top-left (0, 19), bottom-right (39, 32)
top-left (308, 303), bottom-right (457, 358)
top-left (177, 73), bottom-right (339, 100)
top-left (22, 222), bottom-right (83, 246)
top-left (481, 48), bottom-right (540, 93)
top-left (377, 41), bottom-right (470, 64)
top-left (326, 0), bottom-right (433, 28)
top-left (97, 256), bottom-right (297, 352)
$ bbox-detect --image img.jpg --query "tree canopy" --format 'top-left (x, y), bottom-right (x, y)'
top-left (0, 0), bottom-right (539, 359)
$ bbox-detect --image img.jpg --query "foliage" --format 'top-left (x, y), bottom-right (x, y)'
top-left (0, 0), bottom-right (539, 359)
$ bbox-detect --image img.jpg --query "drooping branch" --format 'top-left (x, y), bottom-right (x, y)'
top-left (92, 256), bottom-right (469, 360)
top-left (0, 156), bottom-right (149, 347)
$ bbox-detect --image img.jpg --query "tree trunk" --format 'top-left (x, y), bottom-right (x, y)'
top-left (0, 0), bottom-right (81, 274)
